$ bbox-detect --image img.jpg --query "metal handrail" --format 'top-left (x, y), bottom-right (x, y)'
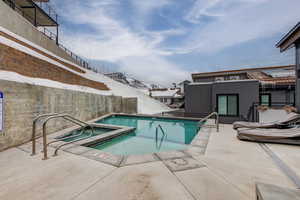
top-left (53, 127), bottom-right (94, 156)
top-left (46, 115), bottom-right (95, 147)
top-left (31, 113), bottom-right (62, 155)
top-left (40, 114), bottom-right (94, 160)
top-left (155, 124), bottom-right (167, 149)
top-left (199, 112), bottom-right (219, 132)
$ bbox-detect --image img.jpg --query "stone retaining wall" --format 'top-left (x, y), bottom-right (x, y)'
top-left (0, 80), bottom-right (137, 151)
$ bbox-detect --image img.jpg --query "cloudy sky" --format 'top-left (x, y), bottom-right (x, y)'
top-left (51, 0), bottom-right (299, 85)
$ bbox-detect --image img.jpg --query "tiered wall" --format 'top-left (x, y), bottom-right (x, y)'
top-left (0, 79), bottom-right (137, 151)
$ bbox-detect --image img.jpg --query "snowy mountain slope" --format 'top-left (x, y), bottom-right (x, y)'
top-left (0, 26), bottom-right (172, 114)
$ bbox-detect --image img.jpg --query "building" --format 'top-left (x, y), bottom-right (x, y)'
top-left (178, 80), bottom-right (191, 94)
top-left (185, 65), bottom-right (295, 123)
top-left (276, 22), bottom-right (300, 112)
top-left (150, 88), bottom-right (184, 107)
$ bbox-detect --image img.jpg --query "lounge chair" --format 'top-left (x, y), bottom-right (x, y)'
top-left (237, 127), bottom-right (300, 145)
top-left (233, 112), bottom-right (300, 130)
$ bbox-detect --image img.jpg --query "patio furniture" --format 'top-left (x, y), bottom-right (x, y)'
top-left (237, 127), bottom-right (300, 145)
top-left (233, 112), bottom-right (300, 130)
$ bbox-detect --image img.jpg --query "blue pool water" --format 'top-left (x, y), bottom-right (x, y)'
top-left (90, 115), bottom-right (200, 155)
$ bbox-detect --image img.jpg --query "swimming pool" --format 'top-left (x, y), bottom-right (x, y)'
top-left (56, 127), bottom-right (114, 142)
top-left (88, 115), bottom-right (200, 155)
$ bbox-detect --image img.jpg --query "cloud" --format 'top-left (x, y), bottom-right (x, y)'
top-left (180, 0), bottom-right (300, 54)
top-left (118, 55), bottom-right (190, 86)
top-left (53, 0), bottom-right (189, 85)
top-left (51, 0), bottom-right (300, 84)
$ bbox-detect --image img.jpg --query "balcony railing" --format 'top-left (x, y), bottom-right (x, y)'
top-left (2, 0), bottom-right (90, 69)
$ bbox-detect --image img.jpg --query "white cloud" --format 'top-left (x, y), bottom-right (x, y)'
top-left (55, 0), bottom-right (189, 85)
top-left (118, 55), bottom-right (190, 86)
top-left (180, 0), bottom-right (300, 54)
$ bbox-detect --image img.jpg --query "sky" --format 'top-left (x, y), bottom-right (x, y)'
top-left (51, 0), bottom-right (300, 86)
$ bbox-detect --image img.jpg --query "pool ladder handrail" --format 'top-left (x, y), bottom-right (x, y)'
top-left (155, 124), bottom-right (167, 149)
top-left (32, 113), bottom-right (62, 155)
top-left (42, 114), bottom-right (95, 160)
top-left (198, 112), bottom-right (219, 132)
top-left (32, 113), bottom-right (94, 160)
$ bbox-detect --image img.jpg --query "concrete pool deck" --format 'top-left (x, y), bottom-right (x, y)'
top-left (1, 124), bottom-right (300, 200)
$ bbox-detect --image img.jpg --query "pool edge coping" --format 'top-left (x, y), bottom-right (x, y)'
top-left (47, 113), bottom-right (213, 167)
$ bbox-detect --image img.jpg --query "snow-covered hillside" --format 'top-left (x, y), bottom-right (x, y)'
top-left (0, 26), bottom-right (172, 114)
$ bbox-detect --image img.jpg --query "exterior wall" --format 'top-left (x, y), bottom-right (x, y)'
top-left (185, 83), bottom-right (213, 117)
top-left (0, 80), bottom-right (137, 151)
top-left (0, 0), bottom-right (76, 63)
top-left (296, 42), bottom-right (300, 111)
top-left (212, 80), bottom-right (259, 123)
top-left (185, 80), bottom-right (259, 123)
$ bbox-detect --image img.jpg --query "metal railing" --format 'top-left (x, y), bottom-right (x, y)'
top-left (58, 43), bottom-right (89, 69)
top-left (31, 113), bottom-right (63, 155)
top-left (35, 0), bottom-right (58, 22)
top-left (31, 113), bottom-right (94, 160)
top-left (2, 0), bottom-right (90, 69)
top-left (198, 112), bottom-right (219, 132)
top-left (155, 124), bottom-right (167, 149)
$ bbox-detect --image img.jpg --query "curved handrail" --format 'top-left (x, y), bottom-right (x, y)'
top-left (199, 112), bottom-right (219, 132)
top-left (53, 127), bottom-right (94, 156)
top-left (31, 113), bottom-right (63, 155)
top-left (40, 114), bottom-right (94, 160)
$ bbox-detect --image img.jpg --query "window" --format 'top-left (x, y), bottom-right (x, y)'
top-left (260, 94), bottom-right (271, 106)
top-left (217, 94), bottom-right (239, 116)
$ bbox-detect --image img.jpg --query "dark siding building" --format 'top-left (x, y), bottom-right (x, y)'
top-left (186, 80), bottom-right (259, 123)
top-left (186, 65), bottom-right (295, 123)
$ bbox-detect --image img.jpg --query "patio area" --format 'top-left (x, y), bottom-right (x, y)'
top-left (0, 124), bottom-right (299, 200)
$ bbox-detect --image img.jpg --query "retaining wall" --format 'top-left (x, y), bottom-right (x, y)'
top-left (0, 80), bottom-right (137, 151)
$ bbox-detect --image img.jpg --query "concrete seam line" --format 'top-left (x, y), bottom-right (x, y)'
top-left (259, 143), bottom-right (300, 189)
top-left (69, 167), bottom-right (118, 200)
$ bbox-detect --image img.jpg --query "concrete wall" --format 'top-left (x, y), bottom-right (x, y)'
top-left (0, 0), bottom-right (76, 64)
top-left (0, 80), bottom-right (137, 151)
top-left (185, 80), bottom-right (259, 123)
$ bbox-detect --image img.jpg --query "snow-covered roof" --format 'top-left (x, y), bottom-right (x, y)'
top-left (0, 26), bottom-right (172, 114)
top-left (151, 88), bottom-right (181, 98)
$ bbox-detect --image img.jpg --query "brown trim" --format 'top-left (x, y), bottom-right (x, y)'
top-left (192, 65), bottom-right (295, 79)
top-left (0, 31), bottom-right (85, 73)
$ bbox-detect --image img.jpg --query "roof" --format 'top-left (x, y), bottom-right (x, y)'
top-left (150, 88), bottom-right (182, 98)
top-left (276, 22), bottom-right (300, 52)
top-left (192, 65), bottom-right (294, 79)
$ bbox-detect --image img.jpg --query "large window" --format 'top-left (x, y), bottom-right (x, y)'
top-left (260, 94), bottom-right (271, 106)
top-left (217, 94), bottom-right (239, 116)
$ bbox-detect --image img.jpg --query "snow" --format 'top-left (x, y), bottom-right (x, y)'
top-left (0, 26), bottom-right (171, 114)
top-left (151, 88), bottom-right (180, 98)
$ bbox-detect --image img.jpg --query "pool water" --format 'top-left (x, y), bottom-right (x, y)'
top-left (91, 115), bottom-right (200, 155)
top-left (57, 127), bottom-right (113, 142)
